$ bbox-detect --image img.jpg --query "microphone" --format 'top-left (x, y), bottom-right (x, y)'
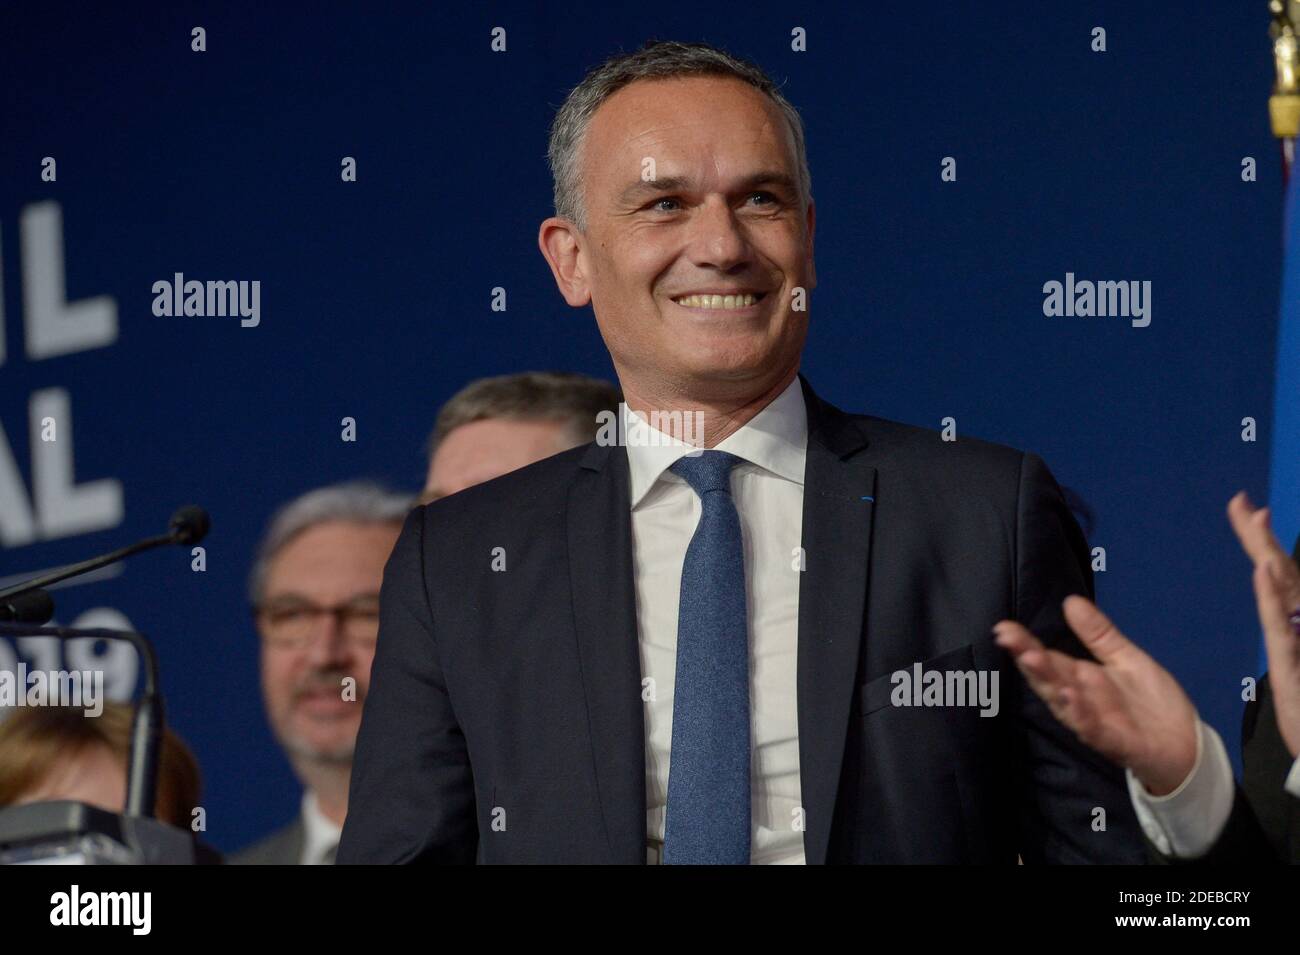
top-left (0, 588), bottom-right (54, 623)
top-left (0, 505), bottom-right (211, 604)
top-left (168, 505), bottom-right (210, 545)
top-left (0, 507), bottom-right (208, 824)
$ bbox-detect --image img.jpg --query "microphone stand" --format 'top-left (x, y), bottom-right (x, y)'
top-left (0, 622), bottom-right (162, 818)
top-left (0, 506), bottom-right (208, 862)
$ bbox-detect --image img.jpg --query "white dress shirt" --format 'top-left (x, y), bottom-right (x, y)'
top-left (1128, 716), bottom-right (1300, 858)
top-left (300, 790), bottom-right (342, 865)
top-left (625, 376), bottom-right (807, 864)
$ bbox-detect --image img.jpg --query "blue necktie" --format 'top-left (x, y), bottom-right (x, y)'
top-left (663, 450), bottom-right (750, 865)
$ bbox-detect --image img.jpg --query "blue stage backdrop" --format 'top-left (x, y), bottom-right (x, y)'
top-left (0, 2), bottom-right (1287, 853)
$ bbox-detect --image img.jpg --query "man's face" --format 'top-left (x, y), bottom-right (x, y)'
top-left (541, 75), bottom-right (816, 399)
top-left (257, 520), bottom-right (401, 765)
top-left (422, 417), bottom-right (579, 502)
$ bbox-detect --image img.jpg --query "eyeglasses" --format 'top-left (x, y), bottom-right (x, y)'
top-left (254, 597), bottom-right (380, 651)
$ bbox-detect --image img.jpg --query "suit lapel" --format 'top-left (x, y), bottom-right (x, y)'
top-left (796, 374), bottom-right (875, 864)
top-left (567, 440), bottom-right (647, 862)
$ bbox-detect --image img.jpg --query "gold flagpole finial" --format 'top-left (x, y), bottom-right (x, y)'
top-left (1270, 0), bottom-right (1300, 141)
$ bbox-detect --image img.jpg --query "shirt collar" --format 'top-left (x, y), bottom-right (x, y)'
top-left (624, 375), bottom-right (807, 509)
top-left (300, 790), bottom-right (342, 864)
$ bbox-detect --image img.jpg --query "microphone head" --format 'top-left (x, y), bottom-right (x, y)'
top-left (1, 588), bottom-right (54, 624)
top-left (169, 505), bottom-right (210, 545)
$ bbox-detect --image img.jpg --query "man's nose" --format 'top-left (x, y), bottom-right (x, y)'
top-left (305, 613), bottom-right (352, 666)
top-left (686, 195), bottom-right (751, 269)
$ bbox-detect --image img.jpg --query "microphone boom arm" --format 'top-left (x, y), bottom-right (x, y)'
top-left (0, 535), bottom-right (173, 603)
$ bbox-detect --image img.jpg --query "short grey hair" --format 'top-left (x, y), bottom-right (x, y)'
top-left (547, 39), bottom-right (813, 233)
top-left (426, 371), bottom-right (622, 461)
top-left (248, 480), bottom-right (414, 605)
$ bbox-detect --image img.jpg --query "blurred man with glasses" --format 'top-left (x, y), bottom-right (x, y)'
top-left (232, 481), bottom-right (412, 864)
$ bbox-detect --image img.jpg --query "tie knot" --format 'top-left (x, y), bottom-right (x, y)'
top-left (670, 450), bottom-right (741, 496)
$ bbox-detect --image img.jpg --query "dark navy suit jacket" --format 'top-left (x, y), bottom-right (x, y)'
top-left (338, 375), bottom-right (1146, 864)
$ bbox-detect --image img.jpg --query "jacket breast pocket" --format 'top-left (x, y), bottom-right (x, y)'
top-left (843, 641), bottom-right (998, 861)
top-left (856, 642), bottom-right (979, 717)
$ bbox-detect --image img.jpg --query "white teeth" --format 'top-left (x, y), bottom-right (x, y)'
top-left (673, 293), bottom-right (761, 309)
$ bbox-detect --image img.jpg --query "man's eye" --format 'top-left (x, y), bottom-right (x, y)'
top-left (748, 191), bottom-right (777, 206)
top-left (650, 197), bottom-right (681, 212)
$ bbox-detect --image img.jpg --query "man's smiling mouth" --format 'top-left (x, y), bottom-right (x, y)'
top-left (670, 291), bottom-right (768, 310)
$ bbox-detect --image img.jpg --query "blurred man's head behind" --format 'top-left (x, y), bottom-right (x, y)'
top-left (422, 371), bottom-right (622, 502)
top-left (250, 481), bottom-right (412, 774)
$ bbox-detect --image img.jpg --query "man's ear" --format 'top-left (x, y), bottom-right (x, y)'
top-left (538, 217), bottom-right (593, 307)
top-left (804, 199), bottom-right (817, 291)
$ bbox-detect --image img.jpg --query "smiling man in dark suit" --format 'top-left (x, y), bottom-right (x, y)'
top-left (337, 40), bottom-right (1146, 864)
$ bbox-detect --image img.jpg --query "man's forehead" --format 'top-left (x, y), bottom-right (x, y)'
top-left (266, 522), bottom-right (398, 580)
top-left (586, 75), bottom-right (789, 167)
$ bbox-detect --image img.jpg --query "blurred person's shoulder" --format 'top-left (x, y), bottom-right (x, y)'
top-left (228, 817), bottom-right (304, 865)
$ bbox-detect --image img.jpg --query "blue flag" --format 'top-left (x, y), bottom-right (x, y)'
top-left (1267, 171), bottom-right (1300, 671)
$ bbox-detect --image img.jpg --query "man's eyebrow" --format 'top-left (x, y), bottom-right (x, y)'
top-left (260, 592), bottom-right (382, 607)
top-left (618, 175), bottom-right (693, 204)
top-left (616, 171), bottom-right (799, 205)
top-left (259, 594), bottom-right (311, 609)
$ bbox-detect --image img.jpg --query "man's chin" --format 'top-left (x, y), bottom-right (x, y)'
top-left (675, 351), bottom-right (779, 387)
top-left (285, 736), bottom-right (356, 764)
top-left (280, 720), bottom-right (360, 764)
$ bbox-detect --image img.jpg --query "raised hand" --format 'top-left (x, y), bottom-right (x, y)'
top-left (994, 596), bottom-right (1198, 796)
top-left (1227, 491), bottom-right (1300, 758)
